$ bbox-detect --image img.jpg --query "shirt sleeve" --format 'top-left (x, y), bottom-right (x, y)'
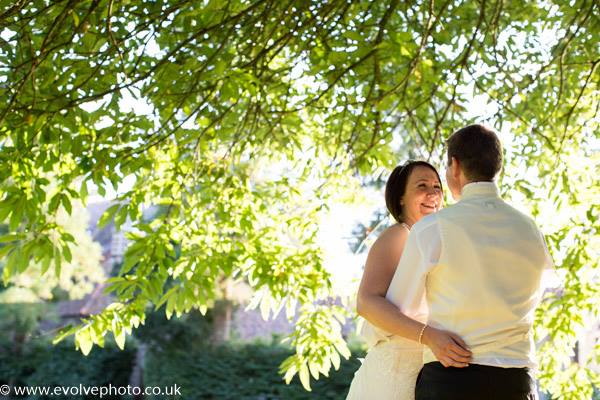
top-left (539, 229), bottom-right (555, 270)
top-left (418, 217), bottom-right (442, 268)
top-left (385, 215), bottom-right (441, 316)
top-left (537, 228), bottom-right (559, 292)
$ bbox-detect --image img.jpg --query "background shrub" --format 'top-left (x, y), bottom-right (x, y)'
top-left (0, 336), bottom-right (137, 399)
top-left (143, 340), bottom-right (364, 400)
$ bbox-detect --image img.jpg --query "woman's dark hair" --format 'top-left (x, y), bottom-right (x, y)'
top-left (385, 160), bottom-right (442, 224)
top-left (446, 124), bottom-right (503, 181)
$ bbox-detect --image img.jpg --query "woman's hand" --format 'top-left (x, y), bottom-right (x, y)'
top-left (421, 325), bottom-right (472, 368)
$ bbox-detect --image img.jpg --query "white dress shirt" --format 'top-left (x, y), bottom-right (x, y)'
top-left (381, 181), bottom-right (553, 368)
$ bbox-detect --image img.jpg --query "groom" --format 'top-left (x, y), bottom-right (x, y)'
top-left (399, 125), bottom-right (552, 399)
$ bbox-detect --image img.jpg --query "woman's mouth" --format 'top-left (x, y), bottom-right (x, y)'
top-left (421, 203), bottom-right (437, 212)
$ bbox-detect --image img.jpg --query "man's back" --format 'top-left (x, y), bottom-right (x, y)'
top-left (424, 182), bottom-right (551, 367)
top-left (416, 124), bottom-right (548, 400)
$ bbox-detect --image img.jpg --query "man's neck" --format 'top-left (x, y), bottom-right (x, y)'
top-left (452, 178), bottom-right (474, 200)
top-left (455, 180), bottom-right (497, 201)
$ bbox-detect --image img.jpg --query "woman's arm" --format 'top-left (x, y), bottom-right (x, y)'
top-left (356, 224), bottom-right (423, 339)
top-left (356, 224), bottom-right (472, 367)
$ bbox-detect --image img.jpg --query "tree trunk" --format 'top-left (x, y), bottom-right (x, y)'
top-left (210, 279), bottom-right (233, 345)
top-left (129, 343), bottom-right (146, 400)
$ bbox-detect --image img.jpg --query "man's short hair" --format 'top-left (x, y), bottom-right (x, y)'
top-left (446, 124), bottom-right (503, 181)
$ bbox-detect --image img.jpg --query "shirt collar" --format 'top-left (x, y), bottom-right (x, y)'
top-left (460, 181), bottom-right (500, 199)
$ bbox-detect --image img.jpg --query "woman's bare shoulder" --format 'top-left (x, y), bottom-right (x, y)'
top-left (373, 223), bottom-right (409, 249)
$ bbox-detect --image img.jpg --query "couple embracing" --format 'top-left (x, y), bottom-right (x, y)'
top-left (346, 124), bottom-right (553, 400)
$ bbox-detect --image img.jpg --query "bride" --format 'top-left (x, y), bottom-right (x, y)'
top-left (346, 161), bottom-right (472, 400)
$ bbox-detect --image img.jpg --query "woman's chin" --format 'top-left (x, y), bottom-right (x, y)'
top-left (419, 206), bottom-right (437, 216)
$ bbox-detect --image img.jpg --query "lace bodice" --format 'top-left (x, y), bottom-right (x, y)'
top-left (346, 340), bottom-right (423, 400)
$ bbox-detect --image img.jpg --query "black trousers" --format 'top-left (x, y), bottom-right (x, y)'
top-left (415, 362), bottom-right (538, 400)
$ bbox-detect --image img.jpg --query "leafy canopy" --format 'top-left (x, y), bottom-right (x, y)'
top-left (0, 0), bottom-right (598, 396)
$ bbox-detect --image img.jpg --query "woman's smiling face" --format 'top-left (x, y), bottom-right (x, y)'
top-left (401, 165), bottom-right (443, 225)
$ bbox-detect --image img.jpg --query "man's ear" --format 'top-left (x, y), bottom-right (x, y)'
top-left (450, 157), bottom-right (460, 177)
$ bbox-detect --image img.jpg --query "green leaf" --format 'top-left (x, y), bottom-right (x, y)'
top-left (165, 293), bottom-right (176, 320)
top-left (0, 234), bottom-right (22, 243)
top-left (298, 364), bottom-right (311, 391)
top-left (76, 329), bottom-right (93, 356)
top-left (0, 243), bottom-right (15, 259)
top-left (308, 361), bottom-right (320, 380)
top-left (54, 248), bottom-right (62, 277)
top-left (342, 30), bottom-right (362, 41)
top-left (333, 340), bottom-right (351, 360)
top-left (40, 255), bottom-right (52, 275)
top-left (114, 206), bottom-right (128, 229)
top-left (61, 194), bottom-right (72, 214)
top-left (155, 286), bottom-right (177, 309)
top-left (53, 324), bottom-right (77, 345)
top-left (98, 204), bottom-right (120, 229)
top-left (62, 245), bottom-right (72, 263)
top-left (61, 232), bottom-right (76, 243)
top-left (119, 253), bottom-right (140, 275)
top-left (48, 194), bottom-right (61, 213)
top-left (330, 349), bottom-right (340, 370)
top-left (0, 200), bottom-right (13, 222)
top-left (260, 294), bottom-right (271, 321)
top-left (79, 180), bottom-right (89, 199)
top-left (114, 326), bottom-right (126, 350)
top-left (283, 360), bottom-right (297, 385)
top-left (16, 244), bottom-right (30, 273)
top-left (8, 202), bottom-right (23, 231)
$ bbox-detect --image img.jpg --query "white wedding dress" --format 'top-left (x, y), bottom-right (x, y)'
top-left (345, 323), bottom-right (424, 400)
top-left (346, 222), bottom-right (428, 399)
